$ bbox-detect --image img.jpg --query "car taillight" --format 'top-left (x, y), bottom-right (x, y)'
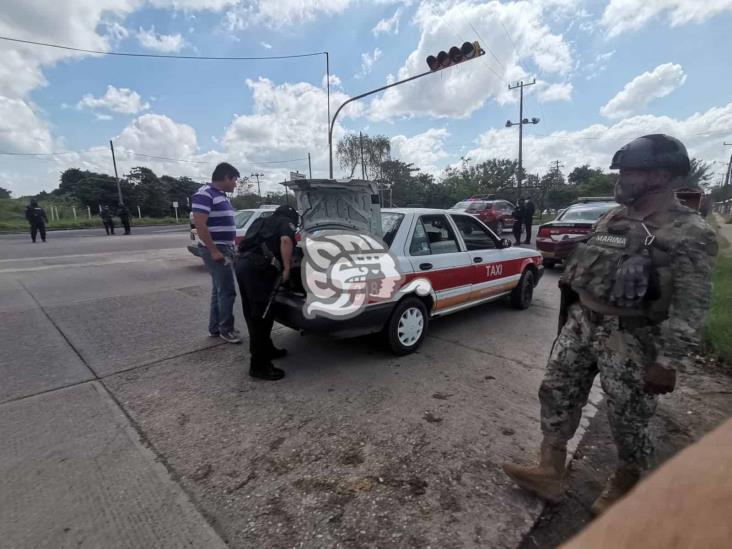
top-left (538, 226), bottom-right (551, 238)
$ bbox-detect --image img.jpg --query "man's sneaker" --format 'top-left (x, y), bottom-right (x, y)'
top-left (219, 330), bottom-right (243, 344)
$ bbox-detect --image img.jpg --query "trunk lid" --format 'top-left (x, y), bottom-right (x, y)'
top-left (283, 178), bottom-right (383, 237)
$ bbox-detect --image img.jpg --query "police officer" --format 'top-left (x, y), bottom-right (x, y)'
top-left (502, 134), bottom-right (717, 515)
top-left (523, 196), bottom-right (536, 244)
top-left (100, 205), bottom-right (115, 235)
top-left (25, 199), bottom-right (48, 243)
top-left (235, 205), bottom-right (298, 381)
top-left (118, 203), bottom-right (131, 235)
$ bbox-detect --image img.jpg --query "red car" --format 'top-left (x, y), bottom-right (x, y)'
top-left (536, 199), bottom-right (617, 268)
top-left (450, 197), bottom-right (515, 234)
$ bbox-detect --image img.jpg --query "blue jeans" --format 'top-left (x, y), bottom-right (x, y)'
top-left (200, 244), bottom-right (237, 334)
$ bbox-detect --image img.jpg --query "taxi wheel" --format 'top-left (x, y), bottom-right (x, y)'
top-left (386, 297), bottom-right (428, 355)
top-left (510, 269), bottom-right (535, 309)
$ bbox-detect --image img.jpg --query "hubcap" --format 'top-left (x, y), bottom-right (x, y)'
top-left (397, 307), bottom-right (424, 347)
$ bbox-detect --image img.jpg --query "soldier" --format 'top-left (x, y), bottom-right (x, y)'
top-left (25, 199), bottom-right (48, 243)
top-left (512, 199), bottom-right (525, 245)
top-left (522, 196), bottom-right (536, 244)
top-left (118, 203), bottom-right (131, 235)
top-left (502, 134), bottom-right (717, 515)
top-left (100, 205), bottom-right (115, 235)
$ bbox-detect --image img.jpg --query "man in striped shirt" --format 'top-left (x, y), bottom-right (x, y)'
top-left (191, 163), bottom-right (242, 344)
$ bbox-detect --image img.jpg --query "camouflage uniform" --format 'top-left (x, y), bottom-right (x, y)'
top-left (540, 200), bottom-right (718, 467)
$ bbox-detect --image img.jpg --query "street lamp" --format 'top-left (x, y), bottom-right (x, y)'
top-left (250, 173), bottom-right (264, 198)
top-left (506, 79), bottom-right (540, 194)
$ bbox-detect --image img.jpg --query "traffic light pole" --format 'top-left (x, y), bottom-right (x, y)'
top-left (328, 48), bottom-right (484, 178)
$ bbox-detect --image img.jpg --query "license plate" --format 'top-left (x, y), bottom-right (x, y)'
top-left (541, 251), bottom-right (555, 258)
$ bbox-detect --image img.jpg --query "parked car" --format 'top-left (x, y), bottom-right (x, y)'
top-left (272, 179), bottom-right (543, 355)
top-left (187, 206), bottom-right (277, 257)
top-left (449, 197), bottom-right (516, 234)
top-left (536, 198), bottom-right (618, 268)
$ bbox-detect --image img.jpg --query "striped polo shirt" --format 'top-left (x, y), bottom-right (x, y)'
top-left (191, 183), bottom-right (236, 246)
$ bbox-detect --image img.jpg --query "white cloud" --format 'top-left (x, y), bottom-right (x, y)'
top-left (537, 82), bottom-right (573, 103)
top-left (601, 0), bottom-right (732, 37)
top-left (116, 113), bottom-right (198, 157)
top-left (356, 48), bottom-right (383, 78)
top-left (221, 77), bottom-right (365, 190)
top-left (372, 8), bottom-right (402, 36)
top-left (77, 85), bottom-right (150, 114)
top-left (463, 102), bottom-right (732, 181)
top-left (225, 0), bottom-right (352, 29)
top-left (584, 50), bottom-right (615, 80)
top-left (148, 0), bottom-right (237, 10)
top-left (600, 63), bottom-right (687, 119)
top-left (137, 26), bottom-right (185, 52)
top-left (369, 0), bottom-right (573, 121)
top-left (260, 41), bottom-right (273, 49)
top-left (391, 128), bottom-right (450, 175)
top-left (0, 97), bottom-right (54, 153)
top-left (104, 21), bottom-right (130, 42)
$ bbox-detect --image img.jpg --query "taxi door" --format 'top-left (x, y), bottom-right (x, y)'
top-left (449, 214), bottom-right (508, 302)
top-left (407, 214), bottom-right (472, 312)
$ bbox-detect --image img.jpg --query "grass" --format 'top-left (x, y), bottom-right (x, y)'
top-left (0, 199), bottom-right (182, 232)
top-left (704, 254), bottom-right (732, 363)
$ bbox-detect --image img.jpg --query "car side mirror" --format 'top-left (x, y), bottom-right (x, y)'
top-left (500, 238), bottom-right (512, 248)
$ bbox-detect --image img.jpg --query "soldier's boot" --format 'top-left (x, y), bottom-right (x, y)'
top-left (590, 464), bottom-right (640, 516)
top-left (502, 437), bottom-right (567, 502)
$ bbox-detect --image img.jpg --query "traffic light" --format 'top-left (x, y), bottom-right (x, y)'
top-left (426, 41), bottom-right (483, 71)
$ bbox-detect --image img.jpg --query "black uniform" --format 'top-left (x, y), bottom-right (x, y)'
top-left (25, 201), bottom-right (48, 243)
top-left (523, 198), bottom-right (536, 244)
top-left (100, 207), bottom-right (115, 235)
top-left (512, 201), bottom-right (525, 244)
top-left (235, 207), bottom-right (297, 380)
top-left (118, 204), bottom-right (131, 235)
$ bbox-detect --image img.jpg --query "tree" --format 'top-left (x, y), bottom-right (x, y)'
top-left (336, 133), bottom-right (391, 179)
top-left (567, 165), bottom-right (601, 186)
top-left (0, 186), bottom-right (11, 199)
top-left (687, 157), bottom-right (713, 188)
top-left (129, 167), bottom-right (169, 217)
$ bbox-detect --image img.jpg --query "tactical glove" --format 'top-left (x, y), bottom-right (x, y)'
top-left (610, 253), bottom-right (652, 307)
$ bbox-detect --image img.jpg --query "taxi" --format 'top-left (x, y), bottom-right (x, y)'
top-left (186, 205), bottom-right (277, 256)
top-left (272, 179), bottom-right (543, 355)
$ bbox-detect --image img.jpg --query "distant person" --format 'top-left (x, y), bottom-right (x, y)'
top-left (523, 197), bottom-right (536, 244)
top-left (100, 206), bottom-right (115, 235)
top-left (512, 199), bottom-right (525, 245)
top-left (25, 199), bottom-right (48, 243)
top-left (118, 203), bottom-right (131, 235)
top-left (192, 162), bottom-right (242, 344)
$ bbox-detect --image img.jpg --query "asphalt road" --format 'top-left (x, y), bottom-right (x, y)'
top-left (1, 225), bottom-right (590, 548)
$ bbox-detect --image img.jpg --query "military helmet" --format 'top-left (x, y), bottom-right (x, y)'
top-left (610, 134), bottom-right (690, 176)
top-left (274, 204), bottom-right (299, 225)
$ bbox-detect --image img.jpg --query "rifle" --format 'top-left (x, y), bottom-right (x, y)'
top-left (262, 273), bottom-right (283, 319)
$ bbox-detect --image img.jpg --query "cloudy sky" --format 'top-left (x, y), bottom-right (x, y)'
top-left (2, 0), bottom-right (732, 197)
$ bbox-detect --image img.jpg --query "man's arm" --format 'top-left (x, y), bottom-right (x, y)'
top-left (280, 235), bottom-right (294, 281)
top-left (193, 212), bottom-right (224, 262)
top-left (648, 220), bottom-right (717, 393)
top-left (41, 209), bottom-right (48, 223)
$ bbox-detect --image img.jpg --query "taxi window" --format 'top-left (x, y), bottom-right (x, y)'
top-left (451, 215), bottom-right (497, 250)
top-left (234, 210), bottom-right (254, 228)
top-left (381, 212), bottom-right (404, 247)
top-left (410, 215), bottom-right (460, 256)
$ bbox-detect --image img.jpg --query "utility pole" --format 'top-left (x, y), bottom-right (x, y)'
top-left (359, 132), bottom-right (367, 180)
top-left (308, 153), bottom-right (312, 179)
top-left (251, 173), bottom-right (263, 199)
top-left (724, 142), bottom-right (732, 203)
top-left (551, 160), bottom-right (564, 189)
top-left (506, 80), bottom-right (539, 196)
top-left (109, 140), bottom-right (124, 205)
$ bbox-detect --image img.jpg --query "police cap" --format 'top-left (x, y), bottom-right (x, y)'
top-left (610, 134), bottom-right (690, 176)
top-left (274, 204), bottom-right (299, 225)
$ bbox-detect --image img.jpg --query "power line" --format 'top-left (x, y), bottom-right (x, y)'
top-left (468, 23), bottom-right (506, 70)
top-left (0, 35), bottom-right (326, 61)
top-left (0, 148), bottom-right (308, 166)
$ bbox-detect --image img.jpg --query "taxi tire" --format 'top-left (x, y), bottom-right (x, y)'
top-left (386, 297), bottom-right (429, 355)
top-left (510, 269), bottom-right (535, 309)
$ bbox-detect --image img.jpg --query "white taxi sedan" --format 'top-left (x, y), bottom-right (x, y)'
top-left (273, 208), bottom-right (544, 355)
top-left (187, 206), bottom-right (277, 256)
